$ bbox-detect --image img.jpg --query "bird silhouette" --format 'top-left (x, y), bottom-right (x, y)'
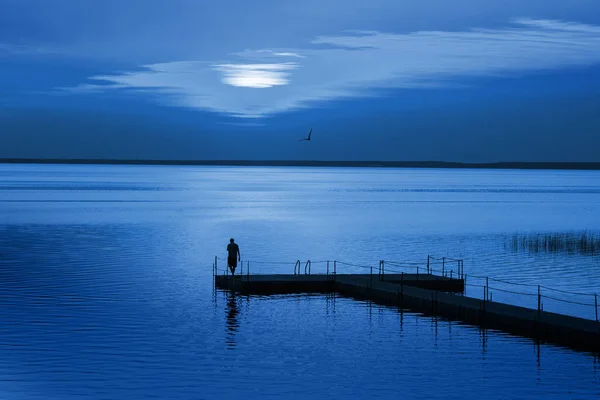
top-left (298, 128), bottom-right (312, 142)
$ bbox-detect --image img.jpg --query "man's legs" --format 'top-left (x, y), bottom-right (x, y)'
top-left (228, 258), bottom-right (237, 276)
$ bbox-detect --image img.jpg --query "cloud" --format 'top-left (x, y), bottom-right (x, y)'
top-left (228, 49), bottom-right (306, 62)
top-left (512, 18), bottom-right (600, 33)
top-left (56, 83), bottom-right (129, 93)
top-left (214, 63), bottom-right (298, 88)
top-left (218, 122), bottom-right (266, 127)
top-left (0, 43), bottom-right (59, 56)
top-left (64, 18), bottom-right (600, 118)
top-left (245, 50), bottom-right (306, 58)
top-left (272, 52), bottom-right (305, 58)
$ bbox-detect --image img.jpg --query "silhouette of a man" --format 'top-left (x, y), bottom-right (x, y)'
top-left (227, 238), bottom-right (241, 276)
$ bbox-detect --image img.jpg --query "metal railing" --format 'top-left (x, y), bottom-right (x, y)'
top-left (427, 255), bottom-right (464, 279)
top-left (212, 254), bottom-right (599, 322)
top-left (213, 256), bottom-right (462, 279)
top-left (464, 273), bottom-right (599, 322)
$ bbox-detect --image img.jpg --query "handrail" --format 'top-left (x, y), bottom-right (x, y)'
top-left (427, 255), bottom-right (464, 279)
top-left (214, 254), bottom-right (599, 322)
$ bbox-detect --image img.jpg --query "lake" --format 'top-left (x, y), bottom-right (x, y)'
top-left (1, 163), bottom-right (599, 399)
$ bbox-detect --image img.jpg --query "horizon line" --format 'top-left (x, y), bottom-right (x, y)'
top-left (1, 158), bottom-right (600, 170)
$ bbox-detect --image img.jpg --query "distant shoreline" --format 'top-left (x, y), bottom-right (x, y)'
top-left (1, 159), bottom-right (600, 170)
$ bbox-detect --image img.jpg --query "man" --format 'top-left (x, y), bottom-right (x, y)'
top-left (226, 238), bottom-right (241, 276)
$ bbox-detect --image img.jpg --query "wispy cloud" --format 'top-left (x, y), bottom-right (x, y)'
top-left (218, 122), bottom-right (266, 127)
top-left (240, 49), bottom-right (306, 58)
top-left (272, 52), bottom-right (305, 58)
top-left (0, 43), bottom-right (59, 56)
top-left (64, 18), bottom-right (600, 118)
top-left (56, 83), bottom-right (129, 93)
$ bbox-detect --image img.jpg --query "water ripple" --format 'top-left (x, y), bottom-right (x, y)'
top-left (1, 165), bottom-right (600, 399)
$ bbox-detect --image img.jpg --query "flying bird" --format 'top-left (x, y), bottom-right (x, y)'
top-left (298, 128), bottom-right (312, 142)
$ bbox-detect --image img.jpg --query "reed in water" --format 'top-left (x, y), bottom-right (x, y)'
top-left (506, 231), bottom-right (600, 256)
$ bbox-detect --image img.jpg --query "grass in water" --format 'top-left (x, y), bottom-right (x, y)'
top-left (506, 231), bottom-right (600, 256)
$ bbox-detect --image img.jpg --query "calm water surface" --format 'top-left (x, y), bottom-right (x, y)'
top-left (1, 164), bottom-right (599, 399)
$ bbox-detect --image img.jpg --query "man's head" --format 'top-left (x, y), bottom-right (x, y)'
top-left (230, 238), bottom-right (234, 243)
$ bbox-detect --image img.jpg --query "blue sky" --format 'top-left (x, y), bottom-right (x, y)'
top-left (2, 0), bottom-right (600, 162)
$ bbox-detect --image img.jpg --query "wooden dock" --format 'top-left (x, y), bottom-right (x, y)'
top-left (215, 273), bottom-right (600, 354)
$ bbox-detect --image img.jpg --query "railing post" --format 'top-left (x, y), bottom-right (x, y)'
top-left (215, 256), bottom-right (218, 275)
top-left (334, 260), bottom-right (337, 278)
top-left (240, 260), bottom-right (243, 276)
top-left (427, 255), bottom-right (430, 274)
top-left (595, 294), bottom-right (598, 322)
top-left (485, 277), bottom-right (489, 301)
top-left (327, 261), bottom-right (330, 276)
top-left (537, 285), bottom-right (541, 319)
top-left (450, 270), bottom-right (453, 279)
top-left (370, 266), bottom-right (373, 286)
top-left (247, 261), bottom-right (249, 281)
top-left (442, 257), bottom-right (445, 277)
top-left (401, 272), bottom-right (404, 297)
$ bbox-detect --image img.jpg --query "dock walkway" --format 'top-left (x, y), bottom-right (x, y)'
top-left (214, 266), bottom-right (600, 354)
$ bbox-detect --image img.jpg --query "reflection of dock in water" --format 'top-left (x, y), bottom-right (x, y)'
top-left (225, 292), bottom-right (240, 349)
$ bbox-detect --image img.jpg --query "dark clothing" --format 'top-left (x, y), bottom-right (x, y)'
top-left (227, 242), bottom-right (240, 274)
top-left (228, 257), bottom-right (238, 268)
top-left (227, 243), bottom-right (240, 260)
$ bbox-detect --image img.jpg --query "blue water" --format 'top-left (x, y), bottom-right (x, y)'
top-left (1, 164), bottom-right (599, 399)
